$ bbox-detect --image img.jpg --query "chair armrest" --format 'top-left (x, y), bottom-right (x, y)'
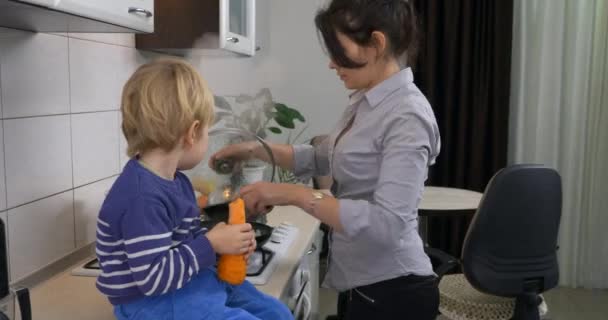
top-left (425, 246), bottom-right (460, 279)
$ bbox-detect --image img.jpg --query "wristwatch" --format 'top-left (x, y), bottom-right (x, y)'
top-left (309, 190), bottom-right (325, 214)
top-left (311, 190), bottom-right (325, 201)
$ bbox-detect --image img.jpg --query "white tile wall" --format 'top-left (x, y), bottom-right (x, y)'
top-left (67, 33), bottom-right (135, 48)
top-left (4, 115), bottom-right (73, 208)
top-left (0, 28), bottom-right (148, 280)
top-left (74, 177), bottom-right (116, 248)
top-left (69, 38), bottom-right (141, 113)
top-left (0, 122), bottom-right (6, 211)
top-left (71, 112), bottom-right (119, 187)
top-left (8, 191), bottom-right (74, 281)
top-left (0, 32), bottom-right (70, 118)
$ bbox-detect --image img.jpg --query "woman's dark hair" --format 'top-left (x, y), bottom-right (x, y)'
top-left (315, 0), bottom-right (419, 69)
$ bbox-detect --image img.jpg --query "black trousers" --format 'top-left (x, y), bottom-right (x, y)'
top-left (337, 275), bottom-right (439, 320)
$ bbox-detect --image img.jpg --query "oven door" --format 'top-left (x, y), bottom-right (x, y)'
top-left (292, 282), bottom-right (311, 320)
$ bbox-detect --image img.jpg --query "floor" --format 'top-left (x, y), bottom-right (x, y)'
top-left (318, 286), bottom-right (608, 320)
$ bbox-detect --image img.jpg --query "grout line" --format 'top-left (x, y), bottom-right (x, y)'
top-left (0, 109), bottom-right (119, 121)
top-left (6, 189), bottom-right (73, 212)
top-left (68, 35), bottom-right (77, 249)
top-left (0, 49), bottom-right (3, 118)
top-left (73, 175), bottom-right (119, 191)
top-left (4, 175), bottom-right (118, 212)
top-left (45, 32), bottom-right (136, 49)
top-left (1, 120), bottom-right (9, 281)
top-left (0, 55), bottom-right (9, 280)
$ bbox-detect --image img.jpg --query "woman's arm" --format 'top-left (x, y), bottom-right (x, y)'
top-left (242, 113), bottom-right (434, 244)
top-left (251, 141), bottom-right (295, 170)
top-left (240, 183), bottom-right (344, 233)
top-left (211, 137), bottom-right (331, 178)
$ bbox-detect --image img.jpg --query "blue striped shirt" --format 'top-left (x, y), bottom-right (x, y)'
top-left (96, 159), bottom-right (215, 305)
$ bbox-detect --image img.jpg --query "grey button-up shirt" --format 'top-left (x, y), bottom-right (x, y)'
top-left (293, 68), bottom-right (441, 291)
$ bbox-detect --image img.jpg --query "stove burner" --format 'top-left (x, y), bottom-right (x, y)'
top-left (247, 248), bottom-right (274, 277)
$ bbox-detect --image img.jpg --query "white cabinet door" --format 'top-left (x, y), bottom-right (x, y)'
top-left (220, 0), bottom-right (256, 56)
top-left (50, 0), bottom-right (154, 33)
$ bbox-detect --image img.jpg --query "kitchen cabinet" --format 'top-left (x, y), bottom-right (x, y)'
top-left (0, 0), bottom-right (154, 33)
top-left (136, 0), bottom-right (257, 56)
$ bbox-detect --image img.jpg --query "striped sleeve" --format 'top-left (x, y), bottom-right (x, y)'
top-left (119, 196), bottom-right (216, 296)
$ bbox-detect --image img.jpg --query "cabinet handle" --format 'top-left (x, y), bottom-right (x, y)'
top-left (307, 244), bottom-right (317, 255)
top-left (227, 37), bottom-right (240, 43)
top-left (128, 7), bottom-right (153, 18)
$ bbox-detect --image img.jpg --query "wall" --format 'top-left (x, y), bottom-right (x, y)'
top-left (262, 0), bottom-right (346, 139)
top-left (0, 0), bottom-right (345, 283)
top-left (0, 30), bottom-right (143, 282)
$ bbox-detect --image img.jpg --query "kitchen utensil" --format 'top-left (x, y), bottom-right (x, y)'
top-left (190, 127), bottom-right (276, 208)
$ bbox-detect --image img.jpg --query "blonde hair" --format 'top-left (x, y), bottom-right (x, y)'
top-left (121, 57), bottom-right (214, 158)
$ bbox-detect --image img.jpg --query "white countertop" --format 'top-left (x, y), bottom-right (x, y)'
top-left (420, 186), bottom-right (483, 211)
top-left (22, 206), bottom-right (320, 320)
top-left (256, 205), bottom-right (321, 299)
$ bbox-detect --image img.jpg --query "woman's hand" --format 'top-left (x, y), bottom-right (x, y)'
top-left (240, 182), bottom-right (307, 216)
top-left (208, 141), bottom-right (259, 170)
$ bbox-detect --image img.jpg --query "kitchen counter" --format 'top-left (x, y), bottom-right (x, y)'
top-left (21, 206), bottom-right (320, 320)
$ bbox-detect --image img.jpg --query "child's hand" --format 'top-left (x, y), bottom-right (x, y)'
top-left (206, 222), bottom-right (255, 255)
top-left (244, 237), bottom-right (257, 261)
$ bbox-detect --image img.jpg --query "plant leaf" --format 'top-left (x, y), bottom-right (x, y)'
top-left (214, 96), bottom-right (233, 111)
top-left (275, 103), bottom-right (290, 115)
top-left (268, 127), bottom-right (282, 134)
top-left (275, 103), bottom-right (306, 123)
top-left (290, 108), bottom-right (306, 122)
top-left (274, 112), bottom-right (295, 129)
top-left (235, 94), bottom-right (254, 104)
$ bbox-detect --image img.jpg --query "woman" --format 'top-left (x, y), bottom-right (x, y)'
top-left (211, 0), bottom-right (441, 318)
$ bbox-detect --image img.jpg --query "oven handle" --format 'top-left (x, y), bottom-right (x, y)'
top-left (294, 279), bottom-right (309, 307)
top-left (307, 244), bottom-right (317, 255)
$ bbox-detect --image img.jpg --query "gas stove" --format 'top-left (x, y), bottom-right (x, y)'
top-left (72, 222), bottom-right (298, 286)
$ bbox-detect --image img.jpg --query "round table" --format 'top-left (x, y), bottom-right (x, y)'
top-left (418, 186), bottom-right (484, 243)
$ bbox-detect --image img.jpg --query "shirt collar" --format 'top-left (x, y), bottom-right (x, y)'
top-left (348, 67), bottom-right (414, 108)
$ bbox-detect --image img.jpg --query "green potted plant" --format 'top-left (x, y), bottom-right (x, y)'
top-left (214, 88), bottom-right (308, 184)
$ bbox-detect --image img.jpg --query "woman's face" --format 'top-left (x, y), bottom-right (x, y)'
top-left (329, 32), bottom-right (385, 91)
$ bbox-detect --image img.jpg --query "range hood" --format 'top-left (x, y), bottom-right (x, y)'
top-left (0, 0), bottom-right (153, 33)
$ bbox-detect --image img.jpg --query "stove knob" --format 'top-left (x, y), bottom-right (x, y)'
top-left (270, 233), bottom-right (282, 243)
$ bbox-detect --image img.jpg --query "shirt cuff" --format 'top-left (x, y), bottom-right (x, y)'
top-left (191, 234), bottom-right (217, 269)
top-left (292, 144), bottom-right (315, 179)
top-left (338, 198), bottom-right (370, 238)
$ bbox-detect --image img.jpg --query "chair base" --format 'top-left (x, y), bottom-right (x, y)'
top-left (439, 274), bottom-right (548, 320)
top-left (511, 293), bottom-right (542, 320)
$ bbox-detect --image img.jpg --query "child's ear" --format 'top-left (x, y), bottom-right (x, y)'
top-left (185, 120), bottom-right (201, 147)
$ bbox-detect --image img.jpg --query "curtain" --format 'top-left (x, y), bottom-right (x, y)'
top-left (412, 0), bottom-right (514, 257)
top-left (509, 0), bottom-right (608, 288)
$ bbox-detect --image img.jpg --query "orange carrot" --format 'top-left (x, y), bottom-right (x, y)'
top-left (217, 198), bottom-right (247, 285)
